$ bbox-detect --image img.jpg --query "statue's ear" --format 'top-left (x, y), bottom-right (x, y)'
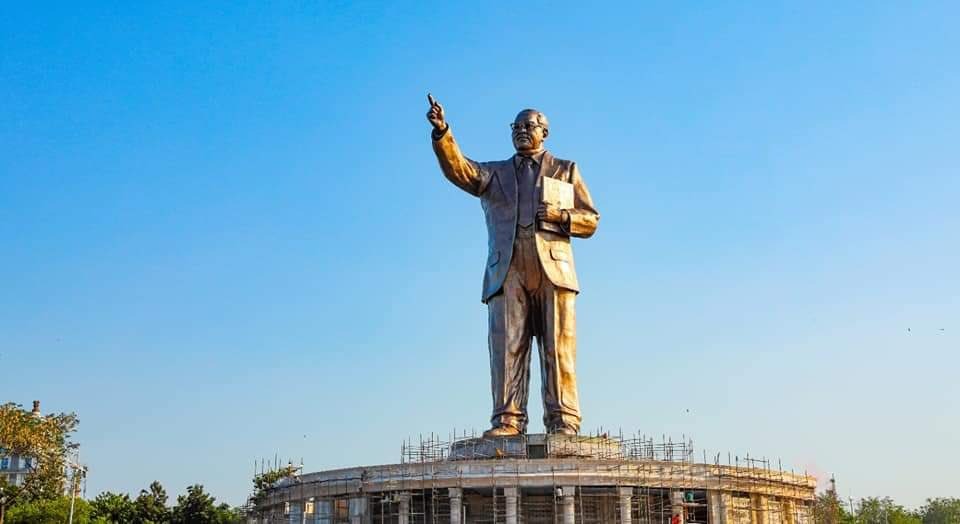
top-left (542, 128), bottom-right (549, 139)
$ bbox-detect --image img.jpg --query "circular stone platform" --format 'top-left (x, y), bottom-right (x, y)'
top-left (252, 433), bottom-right (816, 524)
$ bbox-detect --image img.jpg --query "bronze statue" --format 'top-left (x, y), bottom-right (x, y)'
top-left (427, 94), bottom-right (599, 437)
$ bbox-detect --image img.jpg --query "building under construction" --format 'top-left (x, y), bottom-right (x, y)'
top-left (250, 432), bottom-right (816, 524)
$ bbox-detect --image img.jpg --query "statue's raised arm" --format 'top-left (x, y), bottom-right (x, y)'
top-left (428, 93), bottom-right (493, 197)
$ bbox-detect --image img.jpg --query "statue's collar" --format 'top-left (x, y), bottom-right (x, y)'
top-left (512, 150), bottom-right (547, 168)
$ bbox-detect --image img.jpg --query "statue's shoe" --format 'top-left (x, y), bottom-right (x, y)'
top-left (482, 425), bottom-right (522, 438)
top-left (548, 425), bottom-right (578, 436)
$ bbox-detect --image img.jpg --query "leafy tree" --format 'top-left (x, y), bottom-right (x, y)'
top-left (90, 491), bottom-right (136, 523)
top-left (0, 402), bottom-right (79, 523)
top-left (213, 503), bottom-right (242, 524)
top-left (4, 495), bottom-right (107, 524)
top-left (171, 484), bottom-right (239, 524)
top-left (917, 498), bottom-right (960, 524)
top-left (172, 485), bottom-right (215, 523)
top-left (250, 464), bottom-right (298, 506)
top-left (133, 480), bottom-right (170, 524)
top-left (814, 484), bottom-right (854, 524)
top-left (0, 479), bottom-right (21, 524)
top-left (855, 497), bottom-right (921, 524)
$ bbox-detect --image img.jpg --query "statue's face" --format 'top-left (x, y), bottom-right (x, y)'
top-left (511, 111), bottom-right (548, 153)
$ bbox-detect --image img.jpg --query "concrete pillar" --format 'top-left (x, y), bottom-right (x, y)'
top-left (783, 500), bottom-right (796, 524)
top-left (449, 488), bottom-right (463, 524)
top-left (397, 493), bottom-right (410, 524)
top-left (289, 501), bottom-right (302, 524)
top-left (750, 495), bottom-right (768, 524)
top-left (618, 487), bottom-right (633, 524)
top-left (504, 487), bottom-right (519, 524)
top-left (561, 486), bottom-right (576, 524)
top-left (706, 492), bottom-right (717, 524)
top-left (723, 493), bottom-right (736, 524)
top-left (349, 497), bottom-right (367, 524)
top-left (707, 492), bottom-right (725, 524)
top-left (316, 500), bottom-right (332, 524)
top-left (671, 491), bottom-right (685, 524)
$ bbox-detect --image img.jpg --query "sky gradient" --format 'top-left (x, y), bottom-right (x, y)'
top-left (2, 2), bottom-right (958, 508)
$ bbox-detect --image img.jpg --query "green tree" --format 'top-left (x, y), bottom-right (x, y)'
top-left (855, 497), bottom-right (921, 524)
top-left (133, 481), bottom-right (170, 524)
top-left (91, 491), bottom-right (136, 523)
top-left (213, 503), bottom-right (242, 524)
top-left (171, 484), bottom-right (239, 524)
top-left (917, 498), bottom-right (960, 524)
top-left (250, 464), bottom-right (298, 506)
top-left (4, 495), bottom-right (107, 524)
top-left (814, 485), bottom-right (855, 524)
top-left (0, 479), bottom-right (21, 524)
top-left (172, 485), bottom-right (215, 523)
top-left (0, 402), bottom-right (80, 523)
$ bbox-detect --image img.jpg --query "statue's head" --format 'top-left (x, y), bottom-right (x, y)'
top-left (511, 109), bottom-right (549, 154)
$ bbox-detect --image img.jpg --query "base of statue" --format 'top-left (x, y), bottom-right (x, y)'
top-left (252, 431), bottom-right (818, 524)
top-left (448, 432), bottom-right (622, 460)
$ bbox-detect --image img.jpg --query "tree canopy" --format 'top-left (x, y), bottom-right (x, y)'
top-left (856, 496), bottom-right (921, 524)
top-left (133, 480), bottom-right (170, 524)
top-left (3, 496), bottom-right (105, 524)
top-left (250, 464), bottom-right (298, 506)
top-left (171, 484), bottom-right (240, 524)
top-left (3, 480), bottom-right (242, 524)
top-left (90, 491), bottom-right (136, 523)
top-left (917, 497), bottom-right (960, 524)
top-left (0, 402), bottom-right (80, 523)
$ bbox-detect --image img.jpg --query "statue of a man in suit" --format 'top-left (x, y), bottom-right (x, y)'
top-left (427, 95), bottom-right (599, 437)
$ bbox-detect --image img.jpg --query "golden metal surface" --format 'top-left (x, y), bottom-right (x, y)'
top-left (427, 95), bottom-right (599, 436)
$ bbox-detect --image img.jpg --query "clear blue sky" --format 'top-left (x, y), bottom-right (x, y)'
top-left (2, 1), bottom-right (957, 508)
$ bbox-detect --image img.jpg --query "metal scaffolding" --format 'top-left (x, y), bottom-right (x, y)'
top-left (250, 430), bottom-right (816, 524)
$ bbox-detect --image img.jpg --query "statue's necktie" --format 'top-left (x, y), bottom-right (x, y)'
top-left (517, 157), bottom-right (537, 227)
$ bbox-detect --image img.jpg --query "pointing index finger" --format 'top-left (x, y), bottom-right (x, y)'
top-left (427, 93), bottom-right (438, 107)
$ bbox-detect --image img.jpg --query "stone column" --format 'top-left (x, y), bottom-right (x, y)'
top-left (618, 487), bottom-right (633, 524)
top-left (349, 497), bottom-right (367, 524)
top-left (397, 493), bottom-right (410, 524)
top-left (316, 500), bottom-right (332, 524)
top-left (707, 492), bottom-right (725, 524)
top-left (782, 500), bottom-right (796, 524)
top-left (671, 491), bottom-right (685, 524)
top-left (504, 487), bottom-right (519, 524)
top-left (289, 501), bottom-right (302, 524)
top-left (750, 494), bottom-right (768, 524)
top-left (561, 486), bottom-right (576, 524)
top-left (449, 488), bottom-right (463, 524)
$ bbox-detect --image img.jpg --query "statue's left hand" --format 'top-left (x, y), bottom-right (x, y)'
top-left (537, 203), bottom-right (564, 224)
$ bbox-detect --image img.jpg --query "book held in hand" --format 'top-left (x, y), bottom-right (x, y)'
top-left (539, 176), bottom-right (574, 235)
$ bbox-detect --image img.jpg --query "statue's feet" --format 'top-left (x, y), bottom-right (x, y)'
top-left (483, 425), bottom-right (522, 438)
top-left (548, 424), bottom-right (578, 436)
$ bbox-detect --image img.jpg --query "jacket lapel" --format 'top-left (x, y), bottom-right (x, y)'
top-left (540, 151), bottom-right (560, 179)
top-left (501, 157), bottom-right (518, 207)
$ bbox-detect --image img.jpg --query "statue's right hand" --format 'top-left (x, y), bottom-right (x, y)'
top-left (426, 93), bottom-right (446, 131)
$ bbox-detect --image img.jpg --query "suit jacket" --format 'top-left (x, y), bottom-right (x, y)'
top-left (432, 128), bottom-right (600, 303)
